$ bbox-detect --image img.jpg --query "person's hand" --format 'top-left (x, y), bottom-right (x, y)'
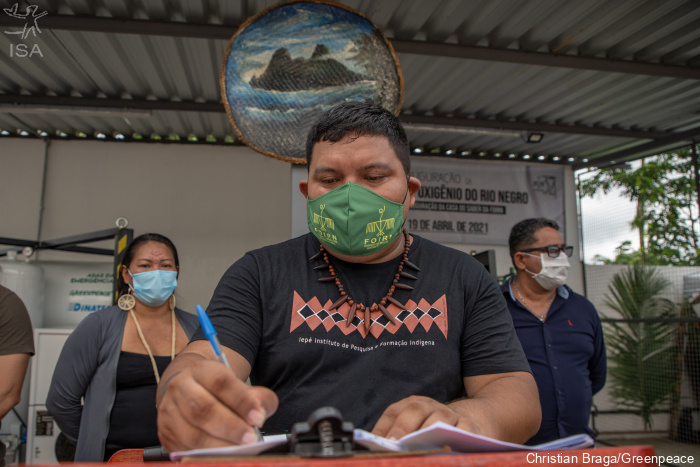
top-left (371, 395), bottom-right (479, 441)
top-left (157, 359), bottom-right (278, 452)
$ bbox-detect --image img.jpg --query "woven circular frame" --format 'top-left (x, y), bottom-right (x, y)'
top-left (220, 0), bottom-right (403, 164)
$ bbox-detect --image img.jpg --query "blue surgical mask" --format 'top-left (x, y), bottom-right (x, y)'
top-left (129, 269), bottom-right (178, 307)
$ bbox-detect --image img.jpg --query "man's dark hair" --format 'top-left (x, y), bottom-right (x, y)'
top-left (305, 101), bottom-right (410, 175)
top-left (115, 233), bottom-right (179, 296)
top-left (508, 218), bottom-right (560, 265)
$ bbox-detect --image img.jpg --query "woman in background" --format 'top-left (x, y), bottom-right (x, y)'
top-left (47, 233), bottom-right (199, 461)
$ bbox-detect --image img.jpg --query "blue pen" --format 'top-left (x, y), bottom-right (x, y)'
top-left (196, 304), bottom-right (230, 368)
top-left (196, 304), bottom-right (264, 442)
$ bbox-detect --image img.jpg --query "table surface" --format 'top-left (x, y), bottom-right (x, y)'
top-left (94, 444), bottom-right (661, 466)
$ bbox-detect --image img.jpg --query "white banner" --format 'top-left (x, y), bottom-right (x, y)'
top-left (407, 158), bottom-right (565, 245)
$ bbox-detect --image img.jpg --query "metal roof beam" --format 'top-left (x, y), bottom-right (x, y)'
top-left (0, 95), bottom-right (223, 113)
top-left (0, 95), bottom-right (661, 140)
top-left (573, 127), bottom-right (700, 169)
top-left (1, 15), bottom-right (698, 80)
top-left (390, 40), bottom-right (700, 81)
top-left (400, 114), bottom-right (660, 140)
top-left (0, 14), bottom-right (238, 40)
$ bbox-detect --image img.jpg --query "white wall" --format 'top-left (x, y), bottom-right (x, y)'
top-left (1, 138), bottom-right (46, 240)
top-left (1, 138), bottom-right (291, 312)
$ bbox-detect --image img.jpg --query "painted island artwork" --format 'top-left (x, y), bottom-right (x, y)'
top-left (220, 1), bottom-right (403, 163)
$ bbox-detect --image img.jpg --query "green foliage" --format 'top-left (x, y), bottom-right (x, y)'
top-left (579, 147), bottom-right (700, 266)
top-left (603, 265), bottom-right (677, 429)
top-left (593, 241), bottom-right (646, 265)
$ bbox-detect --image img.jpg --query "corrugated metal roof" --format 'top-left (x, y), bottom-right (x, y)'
top-left (1, 0), bottom-right (699, 169)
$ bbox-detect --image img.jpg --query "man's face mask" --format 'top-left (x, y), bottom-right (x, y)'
top-left (524, 252), bottom-right (570, 290)
top-left (306, 182), bottom-right (406, 256)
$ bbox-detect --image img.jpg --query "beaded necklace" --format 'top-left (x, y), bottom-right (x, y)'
top-left (310, 229), bottom-right (419, 331)
top-left (129, 308), bottom-right (175, 384)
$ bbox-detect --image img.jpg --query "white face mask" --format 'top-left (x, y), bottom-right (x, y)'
top-left (524, 251), bottom-right (570, 290)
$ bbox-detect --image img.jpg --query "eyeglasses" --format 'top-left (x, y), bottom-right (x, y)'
top-left (520, 245), bottom-right (574, 258)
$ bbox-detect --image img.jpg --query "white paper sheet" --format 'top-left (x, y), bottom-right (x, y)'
top-left (382, 422), bottom-right (594, 453)
top-left (169, 434), bottom-right (288, 461)
top-left (169, 422), bottom-right (594, 460)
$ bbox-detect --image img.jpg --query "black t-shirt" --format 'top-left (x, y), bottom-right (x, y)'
top-left (194, 233), bottom-right (529, 433)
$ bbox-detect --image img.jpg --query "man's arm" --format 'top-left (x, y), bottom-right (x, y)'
top-left (372, 371), bottom-right (541, 443)
top-left (0, 353), bottom-right (31, 422)
top-left (156, 340), bottom-right (278, 452)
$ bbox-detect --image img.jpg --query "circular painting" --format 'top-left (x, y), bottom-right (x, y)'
top-left (220, 0), bottom-right (403, 164)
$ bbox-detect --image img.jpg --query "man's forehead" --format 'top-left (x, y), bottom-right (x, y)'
top-left (313, 162), bottom-right (394, 174)
top-left (532, 227), bottom-right (564, 244)
top-left (313, 135), bottom-right (389, 152)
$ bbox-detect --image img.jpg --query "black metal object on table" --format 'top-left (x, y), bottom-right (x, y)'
top-left (289, 407), bottom-right (355, 458)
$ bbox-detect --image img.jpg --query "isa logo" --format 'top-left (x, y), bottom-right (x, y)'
top-left (3, 3), bottom-right (47, 58)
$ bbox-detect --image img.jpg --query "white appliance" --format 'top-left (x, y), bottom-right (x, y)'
top-left (0, 259), bottom-right (111, 440)
top-left (26, 328), bottom-right (73, 464)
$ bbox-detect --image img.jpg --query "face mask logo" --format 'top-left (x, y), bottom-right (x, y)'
top-left (307, 183), bottom-right (405, 256)
top-left (366, 206), bottom-right (394, 237)
top-left (310, 203), bottom-right (339, 245)
top-left (524, 252), bottom-right (570, 291)
top-left (313, 205), bottom-right (334, 232)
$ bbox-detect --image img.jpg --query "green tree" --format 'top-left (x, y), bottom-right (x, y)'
top-left (579, 147), bottom-right (700, 266)
top-left (593, 241), bottom-right (644, 265)
top-left (604, 266), bottom-right (677, 429)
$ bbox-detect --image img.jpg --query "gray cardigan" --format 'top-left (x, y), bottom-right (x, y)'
top-left (46, 305), bottom-right (199, 462)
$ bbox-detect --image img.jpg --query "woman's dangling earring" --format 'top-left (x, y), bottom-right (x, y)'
top-left (169, 295), bottom-right (176, 312)
top-left (118, 285), bottom-right (136, 311)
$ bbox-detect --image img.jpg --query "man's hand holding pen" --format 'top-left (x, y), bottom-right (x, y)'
top-left (156, 346), bottom-right (278, 452)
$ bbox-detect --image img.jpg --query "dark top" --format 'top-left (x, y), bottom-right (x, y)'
top-left (502, 277), bottom-right (607, 445)
top-left (0, 284), bottom-right (35, 356)
top-left (103, 351), bottom-right (171, 460)
top-left (193, 233), bottom-right (531, 433)
top-left (46, 306), bottom-right (199, 462)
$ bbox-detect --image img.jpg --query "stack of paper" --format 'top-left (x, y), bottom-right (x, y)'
top-left (169, 422), bottom-right (594, 460)
top-left (353, 422), bottom-right (594, 453)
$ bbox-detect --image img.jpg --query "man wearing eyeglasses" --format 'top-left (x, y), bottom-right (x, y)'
top-left (502, 218), bottom-right (606, 445)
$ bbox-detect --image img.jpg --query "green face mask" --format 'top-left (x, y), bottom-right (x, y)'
top-left (307, 182), bottom-right (406, 256)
